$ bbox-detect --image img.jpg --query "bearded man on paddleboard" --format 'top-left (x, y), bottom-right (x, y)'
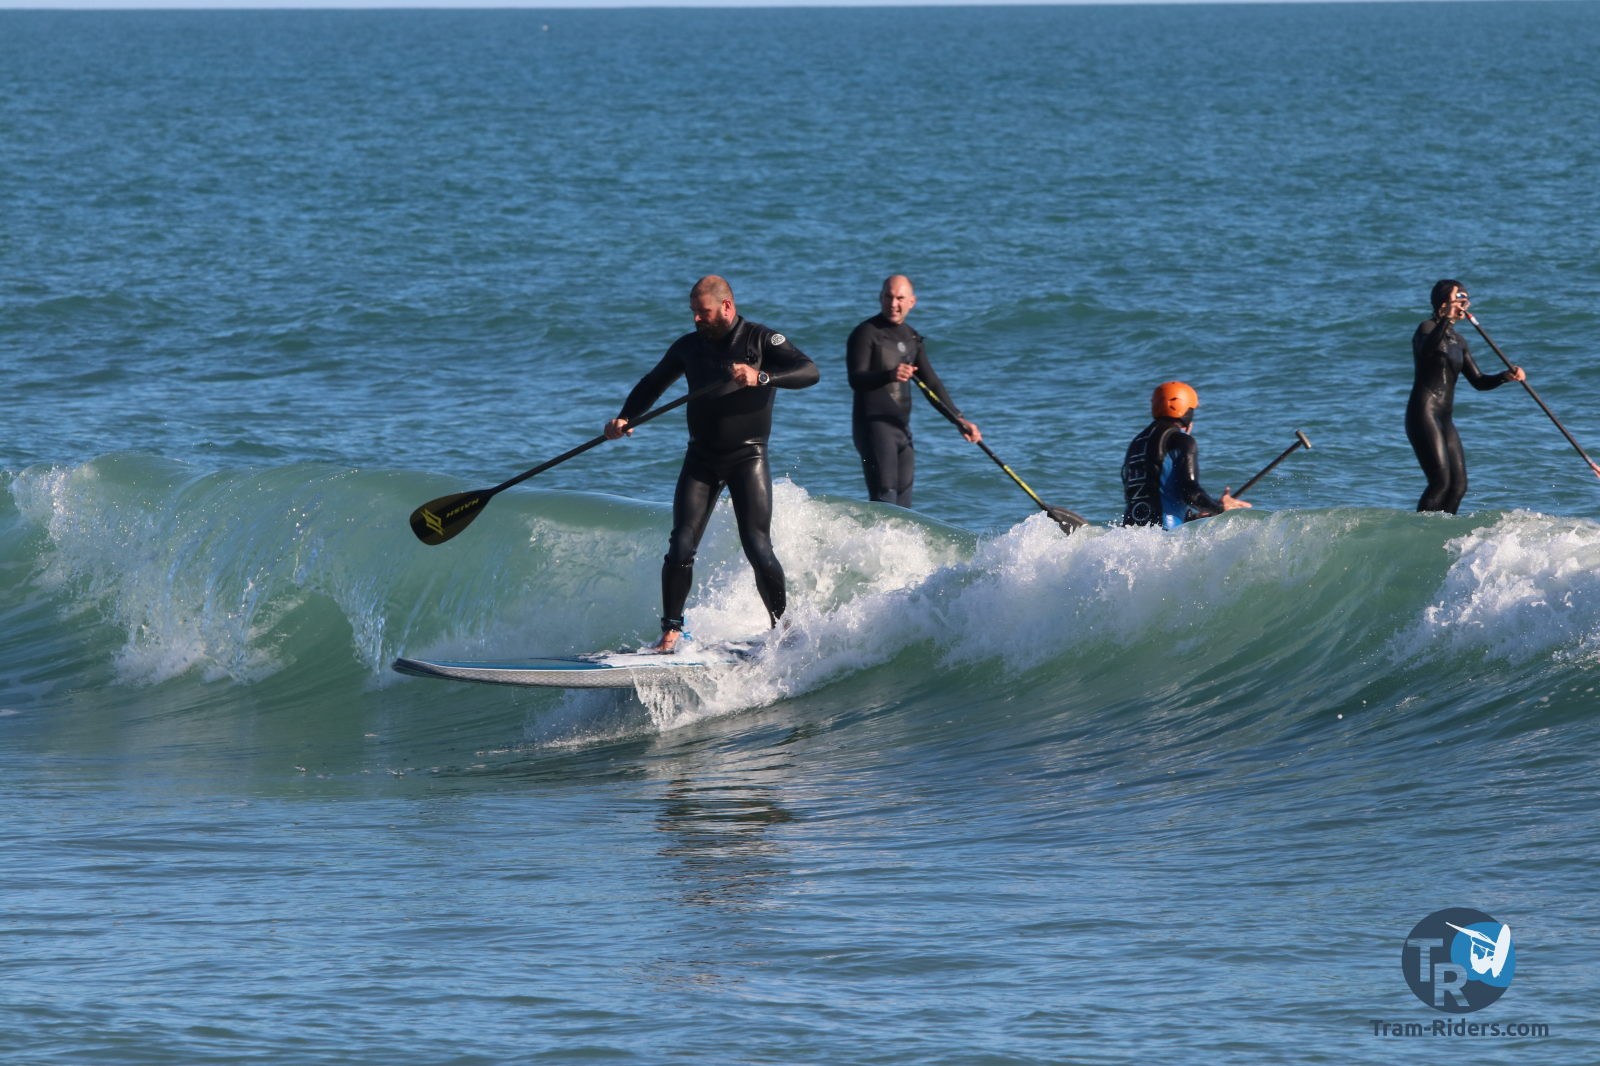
top-left (605, 275), bottom-right (819, 653)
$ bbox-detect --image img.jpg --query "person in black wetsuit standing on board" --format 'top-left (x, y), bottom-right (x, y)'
top-left (1407, 280), bottom-right (1525, 514)
top-left (605, 276), bottom-right (819, 653)
top-left (846, 275), bottom-right (981, 507)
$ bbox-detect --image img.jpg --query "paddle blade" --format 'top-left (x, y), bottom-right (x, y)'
top-left (1045, 506), bottom-right (1088, 536)
top-left (410, 489), bottom-right (492, 546)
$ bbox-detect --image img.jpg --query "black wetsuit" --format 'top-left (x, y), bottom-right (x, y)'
top-left (616, 316), bottom-right (819, 630)
top-left (1406, 317), bottom-right (1516, 514)
top-left (845, 315), bottom-right (965, 507)
top-left (1121, 419), bottom-right (1226, 529)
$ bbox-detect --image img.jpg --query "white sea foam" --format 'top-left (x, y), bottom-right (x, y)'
top-left (1415, 510), bottom-right (1600, 663)
top-left (602, 480), bottom-right (971, 727)
top-left (597, 491), bottom-right (1351, 728)
top-left (937, 508), bottom-right (1345, 674)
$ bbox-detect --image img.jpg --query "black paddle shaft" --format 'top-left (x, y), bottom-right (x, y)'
top-left (1465, 313), bottom-right (1600, 479)
top-left (410, 379), bottom-right (728, 545)
top-left (1234, 430), bottom-right (1312, 499)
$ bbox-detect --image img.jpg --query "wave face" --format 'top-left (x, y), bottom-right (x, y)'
top-left (7, 455), bottom-right (1597, 762)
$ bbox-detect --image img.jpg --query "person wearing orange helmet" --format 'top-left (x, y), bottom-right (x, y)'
top-left (1121, 382), bottom-right (1250, 529)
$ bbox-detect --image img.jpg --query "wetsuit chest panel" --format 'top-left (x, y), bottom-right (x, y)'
top-left (1123, 421), bottom-right (1221, 528)
top-left (658, 318), bottom-right (794, 452)
top-left (1122, 420), bottom-right (1181, 526)
top-left (1411, 319), bottom-right (1468, 408)
top-left (1158, 452), bottom-right (1187, 531)
top-left (846, 317), bottom-right (923, 424)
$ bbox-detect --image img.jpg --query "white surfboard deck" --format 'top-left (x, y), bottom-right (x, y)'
top-left (392, 641), bottom-right (758, 689)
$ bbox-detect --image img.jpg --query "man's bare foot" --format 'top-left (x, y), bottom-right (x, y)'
top-left (649, 629), bottom-right (683, 654)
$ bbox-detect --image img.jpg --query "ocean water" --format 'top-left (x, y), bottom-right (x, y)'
top-left (3, 3), bottom-right (1598, 1062)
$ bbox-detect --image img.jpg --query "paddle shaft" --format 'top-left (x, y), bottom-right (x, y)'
top-left (909, 373), bottom-right (1080, 523)
top-left (410, 378), bottom-right (728, 544)
top-left (1464, 313), bottom-right (1600, 478)
top-left (974, 439), bottom-right (1052, 511)
top-left (1233, 431), bottom-right (1312, 499)
top-left (487, 379), bottom-right (727, 497)
top-left (908, 374), bottom-right (1038, 500)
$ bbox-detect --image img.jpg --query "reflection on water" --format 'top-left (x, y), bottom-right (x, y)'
top-left (655, 775), bottom-right (794, 911)
top-left (643, 730), bottom-right (805, 990)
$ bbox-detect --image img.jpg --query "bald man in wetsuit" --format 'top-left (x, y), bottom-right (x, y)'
top-left (605, 276), bottom-right (818, 653)
top-left (846, 275), bottom-right (980, 507)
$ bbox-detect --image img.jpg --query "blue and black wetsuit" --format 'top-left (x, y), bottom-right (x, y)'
top-left (1406, 317), bottom-right (1517, 514)
top-left (1121, 419), bottom-right (1226, 529)
top-left (845, 314), bottom-right (965, 507)
top-left (616, 316), bottom-right (818, 631)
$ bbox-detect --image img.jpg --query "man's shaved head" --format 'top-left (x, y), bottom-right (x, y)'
top-left (691, 275), bottom-right (734, 305)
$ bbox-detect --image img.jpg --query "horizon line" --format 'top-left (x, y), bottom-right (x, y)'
top-left (0, 0), bottom-right (1524, 10)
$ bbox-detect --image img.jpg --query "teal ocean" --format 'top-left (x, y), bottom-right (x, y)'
top-left (4, 4), bottom-right (1598, 1062)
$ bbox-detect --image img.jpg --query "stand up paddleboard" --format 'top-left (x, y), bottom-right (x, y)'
top-left (392, 642), bottom-right (758, 690)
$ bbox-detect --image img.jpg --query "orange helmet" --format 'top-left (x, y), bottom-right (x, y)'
top-left (1151, 381), bottom-right (1199, 422)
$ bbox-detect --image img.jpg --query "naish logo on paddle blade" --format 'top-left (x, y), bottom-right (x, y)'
top-left (416, 495), bottom-right (481, 541)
